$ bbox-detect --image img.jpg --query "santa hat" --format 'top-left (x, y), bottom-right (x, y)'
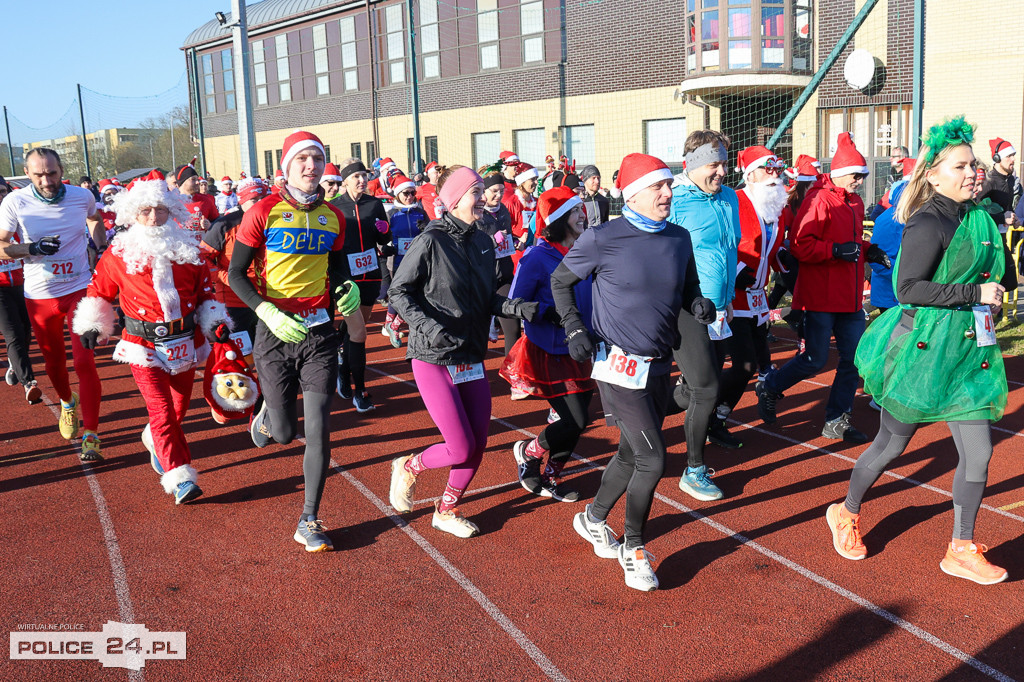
top-left (787, 154), bottom-right (821, 182)
top-left (537, 186), bottom-right (583, 237)
top-left (219, 176), bottom-right (233, 187)
top-left (98, 179), bottom-right (120, 195)
top-left (322, 163), bottom-right (342, 183)
top-left (900, 157), bottom-right (917, 177)
top-left (615, 153), bottom-right (673, 201)
top-left (829, 133), bottom-right (869, 178)
top-left (110, 179), bottom-right (191, 227)
top-left (203, 325), bottom-right (260, 423)
top-left (380, 157), bottom-right (396, 171)
top-left (236, 177), bottom-right (268, 204)
top-left (147, 169), bottom-right (167, 182)
top-left (990, 138), bottom-right (1016, 159)
top-left (387, 173), bottom-right (416, 195)
top-left (499, 150), bottom-right (519, 166)
top-left (736, 146), bottom-right (778, 178)
top-left (424, 161), bottom-right (439, 172)
top-left (514, 162), bottom-right (539, 186)
top-left (280, 130), bottom-right (325, 173)
top-left (274, 168), bottom-right (284, 179)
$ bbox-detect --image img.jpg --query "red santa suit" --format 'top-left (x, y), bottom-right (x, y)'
top-left (733, 188), bottom-right (787, 325)
top-left (181, 192), bottom-right (219, 231)
top-left (501, 163), bottom-right (539, 267)
top-left (73, 219), bottom-right (229, 499)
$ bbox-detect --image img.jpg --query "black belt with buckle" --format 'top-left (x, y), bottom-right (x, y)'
top-left (123, 313), bottom-right (195, 342)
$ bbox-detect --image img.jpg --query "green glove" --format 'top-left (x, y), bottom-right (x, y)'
top-left (256, 301), bottom-right (308, 343)
top-left (334, 280), bottom-right (362, 317)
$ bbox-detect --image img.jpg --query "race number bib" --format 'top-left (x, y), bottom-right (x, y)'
top-left (447, 362), bottom-right (485, 384)
top-left (43, 258), bottom-right (79, 283)
top-left (590, 342), bottom-right (652, 390)
top-left (747, 288), bottom-right (769, 316)
top-left (0, 259), bottom-right (21, 273)
top-left (972, 306), bottom-right (997, 347)
top-left (347, 248), bottom-right (379, 275)
top-left (494, 234), bottom-right (516, 259)
top-left (229, 331), bottom-right (253, 356)
top-left (708, 311), bottom-right (733, 341)
top-left (522, 211), bottom-right (536, 237)
top-left (299, 308), bottom-right (330, 328)
top-left (154, 335), bottom-right (196, 375)
top-left (396, 237), bottom-right (414, 256)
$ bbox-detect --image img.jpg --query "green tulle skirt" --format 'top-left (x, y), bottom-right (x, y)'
top-left (855, 202), bottom-right (1008, 423)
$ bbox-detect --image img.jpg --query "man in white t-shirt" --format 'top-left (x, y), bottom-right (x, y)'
top-left (0, 148), bottom-right (106, 461)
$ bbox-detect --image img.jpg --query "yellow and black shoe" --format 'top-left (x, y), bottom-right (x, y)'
top-left (59, 393), bottom-right (81, 440)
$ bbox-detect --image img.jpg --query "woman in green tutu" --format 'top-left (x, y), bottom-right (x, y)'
top-left (824, 116), bottom-right (1017, 585)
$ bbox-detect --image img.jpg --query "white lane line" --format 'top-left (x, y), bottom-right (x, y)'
top-left (365, 365), bottom-right (1018, 680)
top-left (41, 394), bottom-right (144, 682)
top-left (329, 458), bottom-right (569, 682)
top-left (727, 419), bottom-right (1024, 523)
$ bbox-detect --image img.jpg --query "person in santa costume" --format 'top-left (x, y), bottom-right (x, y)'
top-left (366, 157), bottom-right (397, 199)
top-left (501, 161), bottom-right (540, 266)
top-left (415, 161), bottom-right (441, 220)
top-left (716, 147), bottom-right (793, 431)
top-left (72, 180), bottom-right (232, 504)
top-left (215, 176), bottom-right (239, 214)
top-left (497, 151), bottom-right (520, 201)
top-left (96, 179), bottom-right (124, 241)
top-left (756, 132), bottom-right (889, 441)
top-left (320, 162), bottom-right (343, 201)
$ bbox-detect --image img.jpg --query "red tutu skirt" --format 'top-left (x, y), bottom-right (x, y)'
top-left (499, 335), bottom-right (595, 399)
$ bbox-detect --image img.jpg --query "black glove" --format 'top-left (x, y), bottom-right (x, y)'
top-left (518, 301), bottom-right (540, 322)
top-left (379, 244), bottom-right (397, 258)
top-left (832, 241), bottom-right (861, 262)
top-left (431, 329), bottom-right (457, 349)
top-left (564, 327), bottom-right (594, 363)
top-left (28, 235), bottom-right (61, 256)
top-left (735, 269), bottom-right (757, 290)
top-left (865, 243), bottom-right (892, 269)
top-left (691, 297), bottom-right (717, 325)
top-left (542, 307), bottom-right (562, 325)
top-left (777, 248), bottom-right (797, 271)
top-left (79, 331), bottom-right (99, 350)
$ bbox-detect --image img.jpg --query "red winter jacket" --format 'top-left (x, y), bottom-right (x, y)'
top-left (733, 189), bottom-right (785, 321)
top-left (790, 175), bottom-right (868, 313)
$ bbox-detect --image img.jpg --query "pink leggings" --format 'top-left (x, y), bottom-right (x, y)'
top-left (26, 289), bottom-right (101, 431)
top-left (411, 359), bottom-right (492, 491)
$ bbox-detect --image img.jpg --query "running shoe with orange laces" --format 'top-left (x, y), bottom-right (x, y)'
top-left (826, 503), bottom-right (867, 560)
top-left (940, 542), bottom-right (1008, 585)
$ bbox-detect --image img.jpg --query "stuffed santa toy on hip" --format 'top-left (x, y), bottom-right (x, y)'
top-left (204, 323), bottom-right (260, 424)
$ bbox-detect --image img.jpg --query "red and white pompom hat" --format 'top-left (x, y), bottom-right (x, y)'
top-left (787, 154), bottom-right (822, 182)
top-left (990, 137), bottom-right (1016, 160)
top-left (387, 173), bottom-right (416, 195)
top-left (380, 157), bottom-right (397, 172)
top-left (220, 176), bottom-right (233, 188)
top-left (615, 153), bottom-right (673, 201)
top-left (280, 130), bottom-right (325, 173)
top-left (829, 133), bottom-right (869, 178)
top-left (514, 162), bottom-right (539, 186)
top-left (536, 186), bottom-right (584, 235)
top-left (499, 150), bottom-right (520, 166)
top-left (98, 179), bottom-right (120, 195)
top-left (322, 163), bottom-right (343, 183)
top-left (736, 146), bottom-right (779, 180)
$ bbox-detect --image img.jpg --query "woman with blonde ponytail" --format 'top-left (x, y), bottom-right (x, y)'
top-left (825, 116), bottom-right (1018, 585)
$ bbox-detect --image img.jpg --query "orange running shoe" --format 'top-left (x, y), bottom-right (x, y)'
top-left (826, 503), bottom-right (867, 560)
top-left (940, 543), bottom-right (1007, 585)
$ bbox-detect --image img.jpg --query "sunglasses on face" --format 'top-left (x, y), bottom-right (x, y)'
top-left (399, 189), bottom-right (416, 197)
top-left (853, 173), bottom-right (868, 181)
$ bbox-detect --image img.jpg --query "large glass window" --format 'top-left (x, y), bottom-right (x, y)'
top-left (313, 24), bottom-right (330, 96)
top-left (340, 17), bottom-right (359, 91)
top-left (761, 3), bottom-right (785, 68)
top-left (275, 35), bottom-right (291, 102)
top-left (561, 125), bottom-right (596, 166)
top-left (514, 128), bottom-right (546, 167)
top-left (252, 40), bottom-right (268, 105)
top-left (686, 0), bottom-right (809, 73)
top-left (793, 0), bottom-right (812, 72)
top-left (386, 4), bottom-right (405, 84)
top-left (472, 131), bottom-right (501, 170)
top-left (645, 118), bottom-right (687, 165)
top-left (201, 53), bottom-right (215, 114)
top-left (521, 1), bottom-right (544, 63)
top-left (420, 0), bottom-right (440, 79)
top-left (221, 48), bottom-right (235, 111)
top-left (479, 0), bottom-right (500, 70)
top-left (424, 136), bottom-right (438, 164)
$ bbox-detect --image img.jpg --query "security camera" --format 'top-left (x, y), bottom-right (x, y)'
top-left (215, 12), bottom-right (227, 26)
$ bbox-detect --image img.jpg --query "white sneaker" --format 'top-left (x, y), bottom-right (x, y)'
top-left (5, 366), bottom-right (16, 386)
top-left (142, 424), bottom-right (155, 457)
top-left (573, 504), bottom-right (621, 559)
top-left (389, 455), bottom-right (417, 513)
top-left (488, 317), bottom-right (499, 343)
top-left (431, 506), bottom-right (479, 538)
top-left (618, 544), bottom-right (659, 591)
top-left (380, 324), bottom-right (390, 337)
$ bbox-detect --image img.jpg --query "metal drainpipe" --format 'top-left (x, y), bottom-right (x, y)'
top-left (687, 94), bottom-right (711, 130)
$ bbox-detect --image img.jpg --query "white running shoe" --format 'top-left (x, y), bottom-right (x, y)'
top-left (431, 506), bottom-right (479, 538)
top-left (618, 544), bottom-right (659, 591)
top-left (380, 324), bottom-right (390, 337)
top-left (5, 366), bottom-right (16, 386)
top-left (573, 504), bottom-right (621, 559)
top-left (389, 455), bottom-right (418, 513)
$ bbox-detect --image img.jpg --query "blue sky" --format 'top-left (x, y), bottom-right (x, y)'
top-left (0, 0), bottom-right (229, 130)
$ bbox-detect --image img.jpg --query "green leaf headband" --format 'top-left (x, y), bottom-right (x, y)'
top-left (922, 116), bottom-right (975, 166)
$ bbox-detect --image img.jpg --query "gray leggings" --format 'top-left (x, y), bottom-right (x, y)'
top-left (844, 409), bottom-right (993, 540)
top-left (267, 391), bottom-right (334, 519)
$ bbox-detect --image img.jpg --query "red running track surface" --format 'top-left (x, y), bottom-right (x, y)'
top-left (1, 317), bottom-right (1022, 681)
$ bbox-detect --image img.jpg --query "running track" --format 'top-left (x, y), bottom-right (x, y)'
top-left (2, 316), bottom-right (1022, 681)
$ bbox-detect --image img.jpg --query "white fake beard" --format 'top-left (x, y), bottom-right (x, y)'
top-left (111, 222), bottom-right (202, 275)
top-left (747, 178), bottom-right (790, 223)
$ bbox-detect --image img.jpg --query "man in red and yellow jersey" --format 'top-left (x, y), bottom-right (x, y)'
top-left (228, 130), bottom-right (361, 554)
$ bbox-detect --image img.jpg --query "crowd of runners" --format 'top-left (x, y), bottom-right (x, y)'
top-left (0, 115), bottom-right (1020, 591)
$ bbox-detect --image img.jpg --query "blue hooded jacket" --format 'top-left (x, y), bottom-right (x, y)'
top-left (669, 173), bottom-right (741, 308)
top-left (868, 181), bottom-right (907, 310)
top-left (510, 239), bottom-right (593, 355)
